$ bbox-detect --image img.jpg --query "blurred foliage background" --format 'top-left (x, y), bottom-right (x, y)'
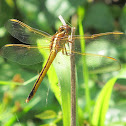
top-left (0, 0), bottom-right (126, 126)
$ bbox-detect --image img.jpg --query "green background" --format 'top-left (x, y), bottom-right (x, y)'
top-left (0, 0), bottom-right (126, 126)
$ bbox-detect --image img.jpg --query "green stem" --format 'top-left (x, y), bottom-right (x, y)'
top-left (78, 7), bottom-right (91, 120)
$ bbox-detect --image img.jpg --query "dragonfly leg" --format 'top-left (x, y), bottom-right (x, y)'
top-left (62, 45), bottom-right (71, 56)
top-left (68, 40), bottom-right (73, 43)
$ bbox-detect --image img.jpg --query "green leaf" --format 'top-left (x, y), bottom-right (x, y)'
top-left (37, 39), bottom-right (71, 126)
top-left (84, 3), bottom-right (114, 32)
top-left (91, 76), bottom-right (119, 126)
top-left (53, 52), bottom-right (71, 126)
top-left (45, 0), bottom-right (85, 18)
top-left (120, 5), bottom-right (126, 32)
top-left (35, 110), bottom-right (56, 119)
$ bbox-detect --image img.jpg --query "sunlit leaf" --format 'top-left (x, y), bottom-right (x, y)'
top-left (35, 110), bottom-right (57, 119)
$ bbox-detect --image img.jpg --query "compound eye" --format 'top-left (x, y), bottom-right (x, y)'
top-left (59, 26), bottom-right (64, 32)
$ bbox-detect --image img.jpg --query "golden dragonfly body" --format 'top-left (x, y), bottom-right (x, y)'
top-left (25, 22), bottom-right (71, 103)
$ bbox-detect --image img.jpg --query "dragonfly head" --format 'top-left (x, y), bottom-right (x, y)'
top-left (58, 24), bottom-right (71, 35)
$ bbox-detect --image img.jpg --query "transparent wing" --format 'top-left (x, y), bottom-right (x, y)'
top-left (1, 44), bottom-right (50, 65)
top-left (73, 32), bottom-right (125, 53)
top-left (5, 19), bottom-right (52, 45)
top-left (73, 32), bottom-right (125, 73)
top-left (74, 52), bottom-right (121, 73)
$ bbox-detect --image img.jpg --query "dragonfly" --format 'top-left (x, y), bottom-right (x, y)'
top-left (1, 18), bottom-right (124, 103)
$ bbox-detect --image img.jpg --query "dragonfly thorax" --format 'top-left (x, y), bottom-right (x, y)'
top-left (50, 24), bottom-right (71, 53)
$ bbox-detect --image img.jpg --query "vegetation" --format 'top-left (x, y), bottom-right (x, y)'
top-left (0, 0), bottom-right (126, 126)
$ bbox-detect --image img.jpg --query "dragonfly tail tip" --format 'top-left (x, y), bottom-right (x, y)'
top-left (25, 99), bottom-right (29, 103)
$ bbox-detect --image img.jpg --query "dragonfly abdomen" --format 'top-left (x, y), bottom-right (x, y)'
top-left (26, 50), bottom-right (57, 103)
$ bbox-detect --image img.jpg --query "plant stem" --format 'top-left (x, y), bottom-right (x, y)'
top-left (70, 27), bottom-right (76, 126)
